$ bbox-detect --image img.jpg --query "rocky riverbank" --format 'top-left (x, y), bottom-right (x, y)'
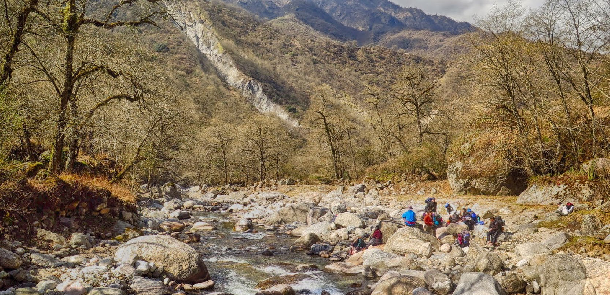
top-left (1, 181), bottom-right (609, 295)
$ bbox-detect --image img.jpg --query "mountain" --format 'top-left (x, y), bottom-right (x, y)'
top-left (212, 0), bottom-right (474, 47)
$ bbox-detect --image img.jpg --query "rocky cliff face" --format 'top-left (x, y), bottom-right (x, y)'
top-left (165, 0), bottom-right (298, 127)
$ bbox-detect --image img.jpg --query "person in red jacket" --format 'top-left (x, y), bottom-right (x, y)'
top-left (423, 211), bottom-right (436, 236)
top-left (369, 225), bottom-right (383, 246)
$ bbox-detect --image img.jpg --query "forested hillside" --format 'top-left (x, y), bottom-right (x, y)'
top-left (0, 0), bottom-right (609, 191)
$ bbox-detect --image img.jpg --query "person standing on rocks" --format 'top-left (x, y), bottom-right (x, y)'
top-left (445, 203), bottom-right (454, 215)
top-left (425, 197), bottom-right (438, 213)
top-left (486, 216), bottom-right (504, 246)
top-left (402, 206), bottom-right (418, 227)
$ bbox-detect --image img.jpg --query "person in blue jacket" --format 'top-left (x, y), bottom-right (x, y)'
top-left (402, 206), bottom-right (417, 227)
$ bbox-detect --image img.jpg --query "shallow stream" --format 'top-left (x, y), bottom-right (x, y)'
top-left (191, 213), bottom-right (366, 294)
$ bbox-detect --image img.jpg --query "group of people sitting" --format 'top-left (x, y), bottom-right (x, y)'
top-left (350, 225), bottom-right (383, 254)
top-left (402, 197), bottom-right (504, 247)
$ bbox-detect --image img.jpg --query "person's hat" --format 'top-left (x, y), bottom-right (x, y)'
top-left (445, 203), bottom-right (450, 208)
top-left (467, 209), bottom-right (472, 212)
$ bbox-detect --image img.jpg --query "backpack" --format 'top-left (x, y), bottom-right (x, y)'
top-left (496, 216), bottom-right (505, 227)
top-left (457, 231), bottom-right (470, 247)
top-left (433, 213), bottom-right (443, 226)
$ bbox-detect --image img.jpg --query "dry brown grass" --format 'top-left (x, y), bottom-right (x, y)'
top-left (58, 173), bottom-right (136, 203)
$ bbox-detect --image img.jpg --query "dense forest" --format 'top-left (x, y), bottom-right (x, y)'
top-left (0, 0), bottom-right (609, 191)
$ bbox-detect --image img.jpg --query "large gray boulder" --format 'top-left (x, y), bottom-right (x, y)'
top-left (129, 276), bottom-right (168, 295)
top-left (453, 272), bottom-right (507, 295)
top-left (306, 207), bottom-right (329, 225)
top-left (267, 203), bottom-right (311, 225)
top-left (379, 221), bottom-right (400, 244)
top-left (114, 235), bottom-right (209, 283)
top-left (371, 275), bottom-right (426, 295)
top-left (424, 269), bottom-right (452, 295)
top-left (517, 182), bottom-right (597, 205)
top-left (385, 227), bottom-right (439, 257)
top-left (0, 248), bottom-right (22, 269)
top-left (447, 160), bottom-right (526, 196)
top-left (334, 212), bottom-right (364, 229)
top-left (292, 221), bottom-right (333, 239)
top-left (522, 254), bottom-right (586, 295)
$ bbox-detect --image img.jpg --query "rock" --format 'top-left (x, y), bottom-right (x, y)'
top-left (447, 159), bottom-right (526, 196)
top-left (385, 227), bottom-right (439, 257)
top-left (324, 262), bottom-right (364, 275)
top-left (581, 215), bottom-right (602, 234)
top-left (30, 253), bottom-right (63, 268)
top-left (293, 233), bottom-right (320, 249)
top-left (169, 210), bottom-right (191, 220)
top-left (56, 280), bottom-right (87, 295)
top-left (234, 218), bottom-right (253, 232)
top-left (307, 207), bottom-right (329, 225)
top-left (517, 183), bottom-right (594, 205)
top-left (412, 287), bottom-right (433, 295)
top-left (192, 280), bottom-right (214, 290)
top-left (135, 261), bottom-right (151, 275)
top-left (424, 269), bottom-right (452, 295)
top-left (69, 233), bottom-right (93, 249)
top-left (14, 288), bottom-right (37, 295)
top-left (582, 258), bottom-right (610, 295)
top-left (371, 275), bottom-right (426, 295)
top-left (379, 222), bottom-right (400, 244)
top-left (331, 203), bottom-right (347, 214)
top-left (36, 280), bottom-right (58, 293)
top-left (349, 184), bottom-right (366, 194)
top-left (515, 243), bottom-right (551, 258)
top-left (257, 284), bottom-right (296, 295)
top-left (542, 232), bottom-right (568, 251)
top-left (294, 222), bottom-right (333, 239)
top-left (159, 221), bottom-right (186, 232)
top-left (445, 222), bottom-right (469, 235)
top-left (115, 235), bottom-right (209, 283)
top-left (361, 248), bottom-right (407, 271)
top-left (334, 212), bottom-right (364, 229)
top-left (523, 254), bottom-right (586, 295)
top-left (440, 244), bottom-right (451, 253)
top-left (190, 222), bottom-right (215, 232)
top-left (87, 288), bottom-right (125, 295)
top-left (268, 204), bottom-right (310, 225)
top-left (182, 201), bottom-right (195, 209)
top-left (499, 272), bottom-right (526, 294)
top-left (474, 252), bottom-right (504, 275)
top-left (453, 272), bottom-right (507, 295)
top-left (129, 276), bottom-right (168, 295)
top-left (37, 228), bottom-right (67, 247)
top-left (0, 249), bottom-right (22, 269)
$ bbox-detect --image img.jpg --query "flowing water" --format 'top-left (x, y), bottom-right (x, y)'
top-left (190, 213), bottom-right (367, 294)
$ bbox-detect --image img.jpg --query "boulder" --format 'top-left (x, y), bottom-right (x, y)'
top-left (159, 221), bottom-right (185, 232)
top-left (129, 276), bottom-right (168, 295)
top-left (582, 258), bottom-right (610, 295)
top-left (522, 254), bottom-right (586, 295)
top-left (447, 160), bottom-right (526, 196)
top-left (30, 253), bottom-right (63, 268)
top-left (307, 207), bottom-right (329, 225)
top-left (361, 248), bottom-right (402, 269)
top-left (0, 248), bottom-right (22, 269)
top-left (234, 218), bottom-right (253, 232)
top-left (379, 222), bottom-right (400, 244)
top-left (324, 262), bottom-right (364, 275)
top-left (334, 213), bottom-right (364, 229)
top-left (293, 233), bottom-right (320, 249)
top-left (474, 252), bottom-right (504, 275)
top-left (36, 280), bottom-right (58, 293)
top-left (190, 222), bottom-right (215, 232)
top-left (453, 272), bottom-right (507, 295)
top-left (371, 275), bottom-right (426, 295)
top-left (268, 204), bottom-right (310, 225)
top-left (499, 272), bottom-right (526, 294)
top-left (69, 233), bottom-right (93, 249)
top-left (114, 235), bottom-right (209, 283)
top-left (87, 288), bottom-right (125, 295)
top-left (385, 227), bottom-right (439, 257)
top-left (37, 228), bottom-right (67, 247)
top-left (169, 210), bottom-right (191, 220)
top-left (294, 222), bottom-right (333, 239)
top-left (424, 269), bottom-right (452, 295)
top-left (517, 182), bottom-right (597, 205)
top-left (56, 280), bottom-right (87, 295)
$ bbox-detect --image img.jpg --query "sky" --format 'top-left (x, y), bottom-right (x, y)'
top-left (390, 0), bottom-right (546, 23)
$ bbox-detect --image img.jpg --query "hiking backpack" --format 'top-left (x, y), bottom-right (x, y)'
top-left (457, 231), bottom-right (470, 247)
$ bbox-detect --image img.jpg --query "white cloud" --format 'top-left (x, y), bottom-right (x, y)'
top-left (390, 0), bottom-right (546, 23)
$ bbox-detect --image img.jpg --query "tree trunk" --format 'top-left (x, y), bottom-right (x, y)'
top-left (50, 0), bottom-right (76, 174)
top-left (0, 0), bottom-right (39, 86)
